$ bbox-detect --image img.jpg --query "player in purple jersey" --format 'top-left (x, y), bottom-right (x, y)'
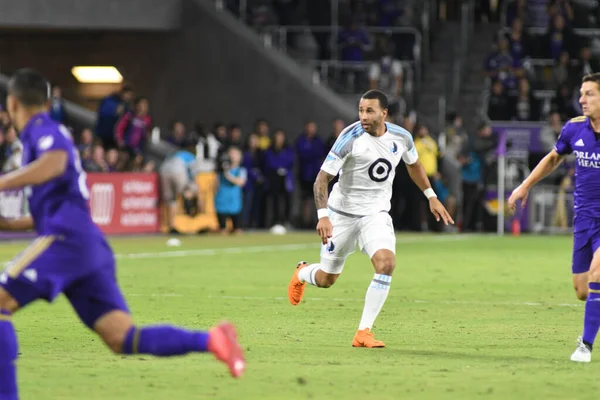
top-left (0, 69), bottom-right (245, 399)
top-left (509, 73), bottom-right (600, 362)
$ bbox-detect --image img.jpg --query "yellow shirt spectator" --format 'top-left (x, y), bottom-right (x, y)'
top-left (258, 135), bottom-right (271, 150)
top-left (414, 135), bottom-right (438, 177)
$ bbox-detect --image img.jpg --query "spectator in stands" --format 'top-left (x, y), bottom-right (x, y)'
top-left (78, 128), bottom-right (94, 159)
top-left (487, 80), bottom-right (512, 121)
top-left (95, 84), bottom-right (133, 150)
top-left (159, 142), bottom-right (198, 234)
top-left (326, 118), bottom-right (345, 151)
top-left (439, 112), bottom-right (468, 224)
top-left (0, 110), bottom-right (9, 128)
top-left (472, 122), bottom-right (498, 185)
top-left (229, 124), bottom-right (243, 149)
top-left (215, 147), bottom-right (247, 235)
top-left (254, 119), bottom-right (271, 150)
top-left (553, 83), bottom-right (579, 121)
top-left (49, 86), bottom-right (66, 124)
top-left (484, 37), bottom-right (514, 80)
top-left (576, 46), bottom-right (600, 77)
top-left (377, 0), bottom-right (402, 27)
top-left (540, 111), bottom-right (564, 153)
top-left (213, 122), bottom-right (228, 146)
top-left (194, 122), bottom-right (221, 173)
top-left (115, 96), bottom-right (152, 159)
top-left (369, 36), bottom-right (404, 97)
top-left (242, 133), bottom-right (266, 229)
top-left (265, 129), bottom-right (294, 228)
top-left (339, 19), bottom-right (372, 91)
top-left (85, 144), bottom-right (109, 172)
top-left (339, 19), bottom-right (371, 62)
top-left (505, 17), bottom-right (531, 63)
top-left (510, 78), bottom-right (540, 121)
top-left (106, 149), bottom-right (120, 172)
top-left (548, 0), bottom-right (575, 27)
top-left (414, 124), bottom-right (439, 230)
top-left (2, 125), bottom-right (21, 172)
top-left (458, 148), bottom-right (482, 232)
top-left (296, 120), bottom-right (326, 228)
top-left (550, 51), bottom-right (573, 90)
top-left (544, 14), bottom-right (575, 60)
top-left (131, 154), bottom-right (155, 173)
top-left (168, 120), bottom-right (187, 149)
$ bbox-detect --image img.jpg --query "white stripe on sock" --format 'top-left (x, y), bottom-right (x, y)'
top-left (358, 274), bottom-right (392, 330)
top-left (298, 264), bottom-right (321, 286)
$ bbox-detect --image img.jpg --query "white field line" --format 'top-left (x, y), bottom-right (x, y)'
top-left (114, 234), bottom-right (471, 260)
top-left (208, 295), bottom-right (583, 308)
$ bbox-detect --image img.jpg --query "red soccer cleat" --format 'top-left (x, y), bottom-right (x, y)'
top-left (208, 322), bottom-right (246, 378)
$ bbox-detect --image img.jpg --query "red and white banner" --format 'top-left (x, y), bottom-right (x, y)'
top-left (87, 173), bottom-right (160, 234)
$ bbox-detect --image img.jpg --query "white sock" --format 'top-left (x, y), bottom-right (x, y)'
top-left (298, 263), bottom-right (322, 286)
top-left (358, 274), bottom-right (392, 330)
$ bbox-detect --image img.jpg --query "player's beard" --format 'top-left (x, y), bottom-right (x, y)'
top-left (363, 120), bottom-right (380, 136)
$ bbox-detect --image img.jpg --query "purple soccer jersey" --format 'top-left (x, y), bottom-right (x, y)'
top-left (0, 113), bottom-right (128, 327)
top-left (554, 116), bottom-right (600, 274)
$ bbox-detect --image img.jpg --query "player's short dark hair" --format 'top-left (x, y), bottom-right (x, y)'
top-left (582, 73), bottom-right (600, 88)
top-left (8, 68), bottom-right (50, 107)
top-left (361, 90), bottom-right (388, 109)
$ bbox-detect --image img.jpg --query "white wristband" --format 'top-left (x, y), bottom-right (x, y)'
top-left (424, 188), bottom-right (437, 199)
top-left (317, 208), bottom-right (329, 219)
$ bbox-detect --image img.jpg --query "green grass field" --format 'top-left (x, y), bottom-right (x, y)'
top-left (3, 232), bottom-right (598, 399)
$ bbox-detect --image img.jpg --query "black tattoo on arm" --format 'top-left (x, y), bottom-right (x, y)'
top-left (313, 170), bottom-right (335, 209)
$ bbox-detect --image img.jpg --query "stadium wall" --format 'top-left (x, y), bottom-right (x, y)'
top-left (0, 0), bottom-right (181, 31)
top-left (0, 0), bottom-right (354, 139)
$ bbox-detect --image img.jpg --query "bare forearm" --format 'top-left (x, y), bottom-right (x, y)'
top-left (314, 171), bottom-right (334, 209)
top-left (522, 151), bottom-right (563, 189)
top-left (406, 162), bottom-right (433, 192)
top-left (0, 151), bottom-right (66, 191)
top-left (0, 217), bottom-right (34, 231)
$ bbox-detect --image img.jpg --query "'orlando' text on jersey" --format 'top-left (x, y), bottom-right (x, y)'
top-left (554, 116), bottom-right (600, 219)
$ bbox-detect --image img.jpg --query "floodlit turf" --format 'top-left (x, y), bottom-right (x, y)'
top-left (2, 232), bottom-right (598, 399)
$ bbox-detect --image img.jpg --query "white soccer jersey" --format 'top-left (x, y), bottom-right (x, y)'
top-left (321, 121), bottom-right (418, 216)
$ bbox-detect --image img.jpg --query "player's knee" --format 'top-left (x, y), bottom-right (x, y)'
top-left (575, 287), bottom-right (588, 301)
top-left (103, 332), bottom-right (127, 354)
top-left (371, 250), bottom-right (395, 276)
top-left (94, 311), bottom-right (133, 354)
top-left (319, 273), bottom-right (339, 288)
top-left (589, 267), bottom-right (600, 283)
top-left (0, 288), bottom-right (19, 314)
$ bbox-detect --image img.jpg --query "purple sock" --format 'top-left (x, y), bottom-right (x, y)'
top-left (122, 325), bottom-right (210, 356)
top-left (0, 310), bottom-right (18, 400)
top-left (582, 282), bottom-right (600, 347)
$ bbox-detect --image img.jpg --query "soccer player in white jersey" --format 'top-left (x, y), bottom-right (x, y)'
top-left (287, 90), bottom-right (454, 347)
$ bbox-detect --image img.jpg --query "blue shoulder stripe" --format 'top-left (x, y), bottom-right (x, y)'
top-left (386, 122), bottom-right (414, 144)
top-left (332, 123), bottom-right (363, 154)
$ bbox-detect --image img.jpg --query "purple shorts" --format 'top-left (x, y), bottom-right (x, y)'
top-left (0, 235), bottom-right (129, 328)
top-left (572, 216), bottom-right (600, 274)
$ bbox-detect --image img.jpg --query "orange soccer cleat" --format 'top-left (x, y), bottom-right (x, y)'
top-left (352, 328), bottom-right (385, 348)
top-left (208, 322), bottom-right (246, 378)
top-left (288, 261), bottom-right (309, 305)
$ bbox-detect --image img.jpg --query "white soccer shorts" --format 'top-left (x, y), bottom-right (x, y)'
top-left (319, 210), bottom-right (396, 274)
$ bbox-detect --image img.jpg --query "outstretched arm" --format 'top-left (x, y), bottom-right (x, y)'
top-left (405, 161), bottom-right (454, 225)
top-left (405, 160), bottom-right (433, 192)
top-left (0, 151), bottom-right (68, 191)
top-left (314, 170), bottom-right (335, 244)
top-left (0, 216), bottom-right (34, 231)
top-left (508, 149), bottom-right (564, 210)
top-left (314, 170), bottom-right (334, 210)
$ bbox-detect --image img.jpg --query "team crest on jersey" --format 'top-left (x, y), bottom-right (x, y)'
top-left (390, 142), bottom-right (398, 154)
top-left (38, 135), bottom-right (54, 151)
top-left (327, 241), bottom-right (335, 254)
